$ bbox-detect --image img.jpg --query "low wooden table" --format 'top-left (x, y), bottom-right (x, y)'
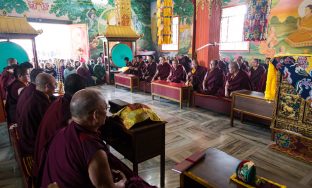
top-left (175, 148), bottom-right (307, 188)
top-left (102, 117), bottom-right (166, 187)
top-left (114, 73), bottom-right (139, 92)
top-left (230, 90), bottom-right (274, 127)
top-left (151, 80), bottom-right (191, 109)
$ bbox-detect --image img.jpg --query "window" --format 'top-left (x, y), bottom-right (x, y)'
top-left (161, 17), bottom-right (179, 51)
top-left (220, 5), bottom-right (249, 51)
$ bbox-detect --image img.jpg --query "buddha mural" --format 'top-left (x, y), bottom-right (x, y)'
top-left (285, 3), bottom-right (312, 47)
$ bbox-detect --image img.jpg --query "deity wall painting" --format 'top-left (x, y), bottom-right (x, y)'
top-left (220, 0), bottom-right (312, 62)
top-left (0, 0), bottom-right (153, 59)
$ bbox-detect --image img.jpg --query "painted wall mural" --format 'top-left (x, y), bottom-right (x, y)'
top-left (151, 0), bottom-right (194, 57)
top-left (220, 0), bottom-right (312, 62)
top-left (0, 0), bottom-right (153, 59)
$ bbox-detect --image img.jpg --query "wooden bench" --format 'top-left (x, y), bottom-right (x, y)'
top-left (114, 73), bottom-right (139, 92)
top-left (138, 80), bottom-right (151, 93)
top-left (9, 125), bottom-right (34, 188)
top-left (151, 80), bottom-right (191, 109)
top-left (192, 92), bottom-right (232, 115)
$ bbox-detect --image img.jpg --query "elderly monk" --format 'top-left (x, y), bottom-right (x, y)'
top-left (202, 60), bottom-right (225, 96)
top-left (225, 62), bottom-right (251, 97)
top-left (16, 69), bottom-right (43, 121)
top-left (186, 59), bottom-right (207, 92)
top-left (33, 74), bottom-right (86, 178)
top-left (167, 59), bottom-right (186, 83)
top-left (152, 57), bottom-right (171, 81)
top-left (41, 89), bottom-right (155, 188)
top-left (18, 73), bottom-right (56, 155)
top-left (141, 56), bottom-right (157, 82)
top-left (0, 58), bottom-right (18, 100)
top-left (250, 58), bottom-right (266, 91)
top-left (5, 66), bottom-right (30, 125)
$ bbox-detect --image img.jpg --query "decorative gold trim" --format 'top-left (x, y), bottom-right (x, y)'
top-left (151, 82), bottom-right (190, 89)
top-left (184, 171), bottom-right (213, 188)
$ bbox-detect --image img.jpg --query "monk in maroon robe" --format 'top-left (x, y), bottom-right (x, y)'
top-left (18, 73), bottom-right (56, 155)
top-left (250, 58), bottom-right (266, 91)
top-left (41, 89), bottom-right (155, 188)
top-left (141, 56), bottom-right (157, 82)
top-left (187, 59), bottom-right (207, 92)
top-left (258, 70), bottom-right (267, 92)
top-left (237, 56), bottom-right (249, 74)
top-left (225, 62), bottom-right (252, 97)
top-left (16, 69), bottom-right (43, 122)
top-left (152, 57), bottom-right (171, 81)
top-left (167, 59), bottom-right (186, 83)
top-left (202, 60), bottom-right (225, 96)
top-left (0, 58), bottom-right (18, 100)
top-left (33, 74), bottom-right (86, 178)
top-left (5, 66), bottom-right (29, 125)
top-left (128, 55), bottom-right (145, 77)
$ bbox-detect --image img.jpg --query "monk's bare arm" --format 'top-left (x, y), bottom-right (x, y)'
top-left (88, 150), bottom-right (125, 188)
top-left (152, 70), bottom-right (159, 81)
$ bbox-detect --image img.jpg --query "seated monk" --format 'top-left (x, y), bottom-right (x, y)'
top-left (202, 60), bottom-right (225, 96)
top-left (225, 62), bottom-right (252, 97)
top-left (250, 58), bottom-right (265, 91)
top-left (186, 59), bottom-right (207, 92)
top-left (152, 57), bottom-right (171, 81)
top-left (167, 59), bottom-right (186, 83)
top-left (33, 74), bottom-right (86, 178)
top-left (5, 66), bottom-right (30, 125)
top-left (141, 56), bottom-right (157, 82)
top-left (40, 89), bottom-right (155, 188)
top-left (124, 57), bottom-right (132, 67)
top-left (18, 73), bottom-right (56, 155)
top-left (128, 55), bottom-right (145, 77)
top-left (16, 68), bottom-right (43, 120)
top-left (0, 58), bottom-right (18, 100)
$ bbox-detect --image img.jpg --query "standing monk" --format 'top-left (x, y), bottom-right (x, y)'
top-left (167, 59), bottom-right (186, 83)
top-left (236, 56), bottom-right (249, 73)
top-left (202, 60), bottom-right (225, 96)
top-left (33, 74), bottom-right (86, 178)
top-left (18, 73), bottom-right (56, 155)
top-left (16, 68), bottom-right (44, 121)
top-left (141, 56), bottom-right (157, 82)
top-left (186, 59), bottom-right (207, 92)
top-left (225, 62), bottom-right (252, 97)
top-left (5, 66), bottom-right (30, 125)
top-left (250, 58), bottom-right (266, 91)
top-left (0, 58), bottom-right (18, 100)
top-left (152, 57), bottom-right (171, 81)
top-left (41, 89), bottom-right (155, 188)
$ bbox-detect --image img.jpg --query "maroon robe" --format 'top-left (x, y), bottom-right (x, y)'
top-left (18, 89), bottom-right (51, 155)
top-left (131, 61), bottom-right (145, 77)
top-left (168, 64), bottom-right (186, 83)
top-left (0, 68), bottom-right (15, 100)
top-left (41, 121), bottom-right (154, 188)
top-left (16, 83), bottom-right (36, 120)
top-left (258, 70), bottom-right (267, 92)
top-left (202, 68), bottom-right (225, 96)
top-left (154, 62), bottom-right (171, 80)
top-left (191, 66), bottom-right (207, 92)
top-left (227, 70), bottom-right (252, 96)
top-left (5, 79), bottom-right (26, 124)
top-left (33, 94), bottom-right (72, 177)
top-left (142, 62), bottom-right (157, 82)
top-left (250, 65), bottom-right (265, 91)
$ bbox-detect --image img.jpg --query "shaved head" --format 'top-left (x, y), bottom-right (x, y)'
top-left (64, 74), bottom-right (86, 96)
top-left (70, 89), bottom-right (107, 129)
top-left (229, 61), bottom-right (240, 74)
top-left (30, 68), bottom-right (44, 83)
top-left (35, 73), bottom-right (56, 95)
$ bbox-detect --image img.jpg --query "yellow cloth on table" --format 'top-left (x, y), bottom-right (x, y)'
top-left (114, 103), bottom-right (161, 129)
top-left (118, 67), bottom-right (129, 73)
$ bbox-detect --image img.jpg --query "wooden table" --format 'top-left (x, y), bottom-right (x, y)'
top-left (230, 90), bottom-right (274, 127)
top-left (151, 80), bottom-right (191, 109)
top-left (102, 117), bottom-right (166, 187)
top-left (176, 148), bottom-right (307, 188)
top-left (114, 73), bottom-right (139, 92)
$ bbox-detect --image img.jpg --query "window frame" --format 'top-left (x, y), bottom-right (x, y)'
top-left (161, 16), bottom-right (180, 52)
top-left (219, 5), bottom-right (249, 52)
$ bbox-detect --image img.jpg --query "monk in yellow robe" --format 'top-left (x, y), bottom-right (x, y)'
top-left (286, 5), bottom-right (312, 47)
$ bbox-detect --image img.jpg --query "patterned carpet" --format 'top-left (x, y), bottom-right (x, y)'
top-left (0, 85), bottom-right (312, 188)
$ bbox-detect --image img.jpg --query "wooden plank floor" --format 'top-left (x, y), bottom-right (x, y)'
top-left (0, 85), bottom-right (312, 188)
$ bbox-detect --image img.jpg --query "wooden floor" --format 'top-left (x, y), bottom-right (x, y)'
top-left (1, 85), bottom-right (312, 188)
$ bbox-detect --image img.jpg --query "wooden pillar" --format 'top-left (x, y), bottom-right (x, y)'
top-left (32, 38), bottom-right (39, 68)
top-left (193, 0), bottom-right (222, 68)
